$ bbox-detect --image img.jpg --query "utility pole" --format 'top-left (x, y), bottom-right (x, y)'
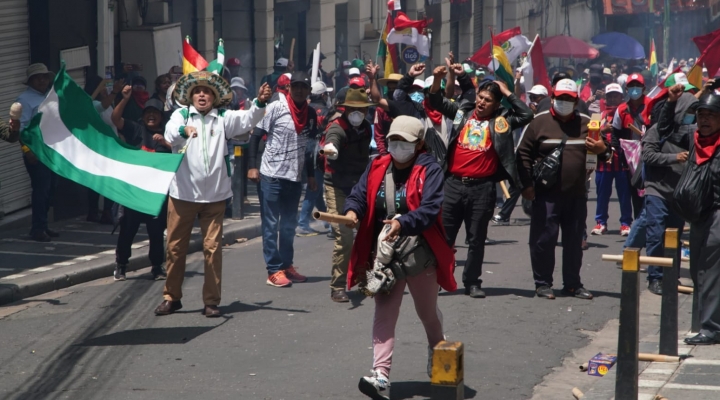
top-left (663, 0), bottom-right (670, 63)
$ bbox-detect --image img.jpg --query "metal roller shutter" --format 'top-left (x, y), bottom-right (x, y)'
top-left (0, 0), bottom-right (30, 217)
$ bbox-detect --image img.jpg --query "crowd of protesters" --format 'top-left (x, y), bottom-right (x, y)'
top-left (7, 43), bottom-right (720, 400)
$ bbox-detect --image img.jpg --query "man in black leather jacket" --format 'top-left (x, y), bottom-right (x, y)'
top-left (428, 64), bottom-right (533, 298)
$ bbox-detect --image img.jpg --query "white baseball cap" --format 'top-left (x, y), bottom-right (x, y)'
top-left (605, 83), bottom-right (623, 95)
top-left (311, 81), bottom-right (333, 95)
top-left (528, 85), bottom-right (548, 96)
top-left (230, 77), bottom-right (247, 91)
top-left (412, 79), bottom-right (425, 89)
top-left (275, 58), bottom-right (289, 67)
top-left (348, 68), bottom-right (361, 77)
top-left (553, 79), bottom-right (578, 98)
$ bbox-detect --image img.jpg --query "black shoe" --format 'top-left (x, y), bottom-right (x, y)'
top-left (561, 287), bottom-right (594, 300)
top-left (331, 289), bottom-right (350, 303)
top-left (154, 300), bottom-right (183, 316)
top-left (151, 265), bottom-right (167, 280)
top-left (491, 215), bottom-right (510, 225)
top-left (485, 238), bottom-right (496, 245)
top-left (581, 240), bottom-right (589, 250)
top-left (202, 305), bottom-right (221, 318)
top-left (30, 231), bottom-right (52, 242)
top-left (536, 285), bottom-right (555, 299)
top-left (113, 264), bottom-right (127, 281)
top-left (464, 285), bottom-right (486, 298)
top-left (648, 280), bottom-right (663, 295)
top-left (45, 229), bottom-right (60, 238)
top-left (684, 333), bottom-right (720, 345)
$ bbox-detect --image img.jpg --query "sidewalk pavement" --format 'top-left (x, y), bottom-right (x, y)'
top-left (0, 195), bottom-right (265, 306)
top-left (576, 261), bottom-right (720, 400)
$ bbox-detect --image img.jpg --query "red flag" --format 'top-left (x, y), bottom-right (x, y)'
top-left (469, 27), bottom-right (522, 67)
top-left (393, 12), bottom-right (431, 32)
top-left (528, 38), bottom-right (551, 92)
top-left (693, 29), bottom-right (720, 53)
top-left (641, 66), bottom-right (683, 124)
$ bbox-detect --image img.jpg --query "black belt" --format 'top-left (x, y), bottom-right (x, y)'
top-left (449, 175), bottom-right (492, 185)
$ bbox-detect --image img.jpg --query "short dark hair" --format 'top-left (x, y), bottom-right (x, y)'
top-left (477, 80), bottom-right (503, 102)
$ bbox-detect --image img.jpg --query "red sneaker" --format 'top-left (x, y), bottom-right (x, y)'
top-left (285, 265), bottom-right (308, 283)
top-left (591, 223), bottom-right (607, 235)
top-left (266, 270), bottom-right (292, 287)
top-left (620, 225), bottom-right (631, 237)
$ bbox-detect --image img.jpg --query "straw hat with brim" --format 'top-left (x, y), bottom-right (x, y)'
top-left (24, 63), bottom-right (54, 85)
top-left (339, 88), bottom-right (375, 108)
top-left (174, 71), bottom-right (232, 108)
top-left (378, 73), bottom-right (403, 86)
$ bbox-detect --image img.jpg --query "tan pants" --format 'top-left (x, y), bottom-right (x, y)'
top-left (164, 197), bottom-right (225, 305)
top-left (326, 185), bottom-right (354, 291)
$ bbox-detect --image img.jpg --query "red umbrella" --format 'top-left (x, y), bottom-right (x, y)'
top-left (541, 35), bottom-right (599, 59)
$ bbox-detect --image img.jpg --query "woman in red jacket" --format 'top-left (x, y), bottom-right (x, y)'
top-left (343, 116), bottom-right (456, 400)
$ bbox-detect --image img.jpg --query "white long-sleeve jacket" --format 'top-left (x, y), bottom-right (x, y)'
top-left (164, 100), bottom-right (265, 203)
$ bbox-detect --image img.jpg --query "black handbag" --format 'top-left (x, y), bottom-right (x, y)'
top-left (383, 167), bottom-right (436, 279)
top-left (672, 146), bottom-right (714, 223)
top-left (532, 133), bottom-right (567, 189)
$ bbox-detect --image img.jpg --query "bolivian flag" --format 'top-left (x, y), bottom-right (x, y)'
top-left (649, 39), bottom-right (658, 79)
top-left (183, 36), bottom-right (209, 74)
top-left (489, 42), bottom-right (515, 93)
top-left (377, 1), bottom-right (399, 78)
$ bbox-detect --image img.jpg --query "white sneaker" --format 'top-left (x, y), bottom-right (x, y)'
top-left (358, 369), bottom-right (390, 400)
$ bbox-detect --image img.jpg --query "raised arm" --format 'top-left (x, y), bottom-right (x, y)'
top-left (223, 83), bottom-right (271, 140)
top-left (367, 60), bottom-right (389, 112)
top-left (444, 53), bottom-right (456, 99)
top-left (111, 85), bottom-right (132, 131)
top-left (428, 65), bottom-right (460, 119)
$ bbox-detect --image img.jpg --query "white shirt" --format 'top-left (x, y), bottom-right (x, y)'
top-left (256, 95), bottom-right (316, 182)
top-left (165, 101), bottom-right (265, 202)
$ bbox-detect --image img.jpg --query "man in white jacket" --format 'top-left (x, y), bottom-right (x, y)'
top-left (155, 71), bottom-right (271, 317)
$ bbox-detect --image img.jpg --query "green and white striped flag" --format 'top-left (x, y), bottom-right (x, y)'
top-left (206, 38), bottom-right (225, 75)
top-left (20, 66), bottom-right (184, 216)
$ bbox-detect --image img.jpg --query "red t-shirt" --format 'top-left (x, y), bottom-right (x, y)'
top-left (448, 114), bottom-right (499, 178)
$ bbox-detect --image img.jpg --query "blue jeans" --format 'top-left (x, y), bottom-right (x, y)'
top-left (645, 195), bottom-right (685, 282)
top-left (23, 156), bottom-right (54, 235)
top-left (260, 175), bottom-right (303, 274)
top-left (594, 170), bottom-right (632, 226)
top-left (298, 167), bottom-right (327, 228)
top-left (624, 206), bottom-right (647, 250)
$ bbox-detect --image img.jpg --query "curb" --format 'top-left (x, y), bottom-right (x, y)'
top-left (0, 220), bottom-right (262, 306)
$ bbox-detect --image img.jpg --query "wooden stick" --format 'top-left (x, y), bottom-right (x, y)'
top-left (601, 254), bottom-right (673, 267)
top-left (318, 148), bottom-right (336, 157)
top-left (572, 387), bottom-right (584, 399)
top-left (313, 211), bottom-right (355, 225)
top-left (678, 285), bottom-right (694, 294)
top-left (499, 181), bottom-right (511, 200)
top-left (653, 395), bottom-right (669, 400)
top-left (579, 362), bottom-right (588, 372)
top-left (289, 38), bottom-right (296, 62)
top-left (638, 353), bottom-right (680, 363)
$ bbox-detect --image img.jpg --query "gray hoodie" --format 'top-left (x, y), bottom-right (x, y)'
top-left (641, 92), bottom-right (698, 201)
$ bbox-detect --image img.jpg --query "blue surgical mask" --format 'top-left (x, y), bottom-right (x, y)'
top-left (682, 114), bottom-right (696, 125)
top-left (628, 87), bottom-right (643, 100)
top-left (409, 92), bottom-right (425, 103)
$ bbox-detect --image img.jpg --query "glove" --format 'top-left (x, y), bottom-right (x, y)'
top-left (323, 143), bottom-right (338, 160)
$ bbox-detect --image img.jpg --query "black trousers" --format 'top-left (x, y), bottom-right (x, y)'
top-left (626, 170), bottom-right (644, 220)
top-left (87, 189), bottom-right (113, 214)
top-left (689, 210), bottom-right (720, 339)
top-left (529, 193), bottom-right (586, 289)
top-left (442, 177), bottom-right (495, 288)
top-left (498, 181), bottom-right (522, 220)
top-left (115, 202), bottom-right (167, 267)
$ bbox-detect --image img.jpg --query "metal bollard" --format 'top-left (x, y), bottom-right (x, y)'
top-left (431, 341), bottom-right (464, 400)
top-left (615, 248), bottom-right (640, 400)
top-left (660, 228), bottom-right (680, 356)
top-left (231, 145), bottom-right (245, 220)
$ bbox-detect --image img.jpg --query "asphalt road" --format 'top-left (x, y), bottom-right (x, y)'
top-left (0, 197), bottom-right (630, 400)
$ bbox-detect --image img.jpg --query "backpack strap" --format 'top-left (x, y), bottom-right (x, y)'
top-left (384, 166), bottom-right (396, 218)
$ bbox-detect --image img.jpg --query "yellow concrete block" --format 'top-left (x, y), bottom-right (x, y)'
top-left (622, 248), bottom-right (640, 272)
top-left (431, 341), bottom-right (464, 385)
top-left (234, 146), bottom-right (243, 157)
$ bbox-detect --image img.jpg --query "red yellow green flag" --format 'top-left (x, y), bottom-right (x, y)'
top-left (182, 36), bottom-right (209, 74)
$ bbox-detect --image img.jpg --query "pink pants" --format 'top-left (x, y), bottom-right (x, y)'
top-left (372, 266), bottom-right (445, 377)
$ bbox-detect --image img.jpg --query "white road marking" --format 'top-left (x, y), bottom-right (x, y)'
top-left (64, 229), bottom-right (145, 236)
top-left (682, 359), bottom-right (720, 366)
top-left (664, 383), bottom-right (720, 391)
top-left (1, 238), bottom-right (115, 248)
top-left (75, 256), bottom-right (99, 261)
top-left (637, 394), bottom-right (657, 400)
top-left (1, 274), bottom-right (27, 280)
top-left (0, 251), bottom-right (76, 258)
top-left (638, 380), bottom-right (665, 388)
top-left (53, 262), bottom-right (76, 266)
top-left (641, 368), bottom-right (674, 375)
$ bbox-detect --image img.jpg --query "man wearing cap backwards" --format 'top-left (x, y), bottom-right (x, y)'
top-left (373, 73), bottom-right (403, 155)
top-left (612, 72), bottom-right (651, 219)
top-left (428, 64), bottom-right (533, 298)
top-left (591, 83), bottom-right (633, 237)
top-left (296, 81), bottom-right (334, 236)
top-left (321, 87), bottom-right (375, 302)
top-left (110, 86), bottom-right (172, 281)
top-left (155, 72), bottom-right (272, 317)
top-left (641, 83), bottom-right (696, 296)
top-left (261, 57), bottom-right (294, 89)
top-left (676, 93), bottom-right (720, 345)
top-left (250, 71), bottom-right (320, 288)
top-left (517, 79), bottom-right (611, 300)
top-left (16, 63), bottom-right (60, 242)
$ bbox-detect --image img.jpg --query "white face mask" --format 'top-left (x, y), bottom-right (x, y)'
top-left (553, 99), bottom-right (575, 116)
top-left (347, 111), bottom-right (365, 127)
top-left (388, 140), bottom-right (418, 163)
